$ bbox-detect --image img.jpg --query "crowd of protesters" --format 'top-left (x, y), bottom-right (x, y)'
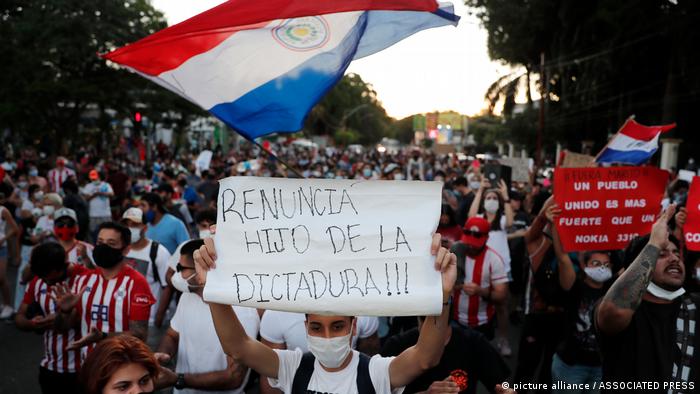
top-left (0, 140), bottom-right (697, 394)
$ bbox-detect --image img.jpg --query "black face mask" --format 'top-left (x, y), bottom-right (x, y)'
top-left (93, 244), bottom-right (124, 269)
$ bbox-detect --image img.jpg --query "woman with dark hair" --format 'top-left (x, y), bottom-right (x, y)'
top-left (437, 203), bottom-right (462, 249)
top-left (468, 177), bottom-right (514, 357)
top-left (80, 335), bottom-right (159, 394)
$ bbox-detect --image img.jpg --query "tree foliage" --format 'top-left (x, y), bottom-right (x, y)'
top-left (305, 73), bottom-right (392, 145)
top-left (0, 0), bottom-right (203, 152)
top-left (468, 0), bottom-right (700, 159)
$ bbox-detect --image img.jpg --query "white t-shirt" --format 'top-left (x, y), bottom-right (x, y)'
top-left (34, 216), bottom-right (54, 238)
top-left (269, 349), bottom-right (403, 394)
top-left (171, 293), bottom-right (260, 394)
top-left (125, 240), bottom-right (171, 324)
top-left (260, 311), bottom-right (379, 352)
top-left (480, 215), bottom-right (511, 274)
top-left (457, 246), bottom-right (509, 327)
top-left (81, 181), bottom-right (113, 218)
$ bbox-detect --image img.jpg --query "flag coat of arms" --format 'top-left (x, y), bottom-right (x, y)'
top-left (102, 0), bottom-right (459, 140)
top-left (595, 118), bottom-right (676, 165)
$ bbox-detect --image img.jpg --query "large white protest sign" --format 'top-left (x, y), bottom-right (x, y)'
top-left (203, 177), bottom-right (443, 316)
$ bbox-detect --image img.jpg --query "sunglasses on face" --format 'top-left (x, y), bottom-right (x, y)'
top-left (176, 263), bottom-right (196, 273)
top-left (463, 230), bottom-right (486, 238)
top-left (589, 260), bottom-right (611, 268)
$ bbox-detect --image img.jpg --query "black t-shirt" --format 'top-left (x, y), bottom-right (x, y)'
top-left (556, 277), bottom-right (606, 366)
top-left (595, 297), bottom-right (699, 392)
top-left (381, 327), bottom-right (509, 394)
top-left (19, 216), bottom-right (37, 246)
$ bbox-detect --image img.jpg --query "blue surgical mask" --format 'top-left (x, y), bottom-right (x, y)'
top-left (144, 210), bottom-right (156, 223)
top-left (29, 169), bottom-right (38, 177)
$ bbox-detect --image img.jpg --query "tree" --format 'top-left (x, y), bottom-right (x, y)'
top-left (305, 73), bottom-right (391, 145)
top-left (0, 0), bottom-right (202, 153)
top-left (469, 0), bottom-right (700, 161)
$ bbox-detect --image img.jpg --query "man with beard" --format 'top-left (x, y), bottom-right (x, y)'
top-left (52, 222), bottom-right (155, 358)
top-left (595, 206), bottom-right (698, 392)
top-left (450, 216), bottom-right (509, 340)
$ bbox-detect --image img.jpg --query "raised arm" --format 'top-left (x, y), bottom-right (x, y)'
top-left (388, 234), bottom-right (456, 389)
top-left (595, 206), bottom-right (674, 335)
top-left (548, 204), bottom-right (576, 291)
top-left (194, 236), bottom-right (280, 379)
top-left (468, 179), bottom-right (489, 218)
top-left (498, 180), bottom-right (514, 228)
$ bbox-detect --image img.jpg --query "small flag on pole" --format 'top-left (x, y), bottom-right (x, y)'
top-left (595, 118), bottom-right (676, 165)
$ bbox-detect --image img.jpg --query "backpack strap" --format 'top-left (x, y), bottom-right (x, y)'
top-left (356, 353), bottom-right (376, 394)
top-left (291, 352), bottom-right (316, 394)
top-left (149, 241), bottom-right (162, 286)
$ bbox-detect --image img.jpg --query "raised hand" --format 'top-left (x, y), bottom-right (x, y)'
top-left (650, 204), bottom-right (675, 249)
top-left (498, 179), bottom-right (509, 198)
top-left (51, 283), bottom-right (86, 313)
top-left (545, 203), bottom-right (562, 223)
top-left (194, 225), bottom-right (217, 286)
top-left (431, 233), bottom-right (457, 296)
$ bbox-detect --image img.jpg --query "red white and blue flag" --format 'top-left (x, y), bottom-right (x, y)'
top-left (595, 118), bottom-right (676, 165)
top-left (102, 0), bottom-right (459, 140)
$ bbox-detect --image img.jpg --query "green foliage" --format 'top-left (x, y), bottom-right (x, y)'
top-left (469, 0), bottom-right (700, 159)
top-left (333, 128), bottom-right (361, 146)
top-left (0, 0), bottom-right (203, 152)
top-left (305, 73), bottom-right (391, 145)
top-left (386, 116), bottom-right (415, 145)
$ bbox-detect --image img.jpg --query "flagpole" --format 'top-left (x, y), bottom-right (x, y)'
top-left (590, 115), bottom-right (636, 166)
top-left (251, 139), bottom-right (306, 179)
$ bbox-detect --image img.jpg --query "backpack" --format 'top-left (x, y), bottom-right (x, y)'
top-left (291, 352), bottom-right (376, 394)
top-left (149, 241), bottom-right (162, 286)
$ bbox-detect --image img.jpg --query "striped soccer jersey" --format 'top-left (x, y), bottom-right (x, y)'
top-left (22, 263), bottom-right (89, 373)
top-left (72, 265), bottom-right (155, 357)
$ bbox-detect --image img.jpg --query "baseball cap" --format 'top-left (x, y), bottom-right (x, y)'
top-left (53, 207), bottom-right (77, 222)
top-left (461, 217), bottom-right (490, 248)
top-left (122, 207), bottom-right (144, 224)
top-left (89, 170), bottom-right (99, 180)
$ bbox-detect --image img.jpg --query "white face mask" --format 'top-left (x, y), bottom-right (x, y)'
top-left (306, 330), bottom-right (353, 368)
top-left (647, 282), bottom-right (685, 301)
top-left (584, 266), bottom-right (612, 283)
top-left (696, 267), bottom-right (700, 281)
top-left (129, 227), bottom-right (143, 244)
top-left (484, 199), bottom-right (499, 214)
top-left (469, 181), bottom-right (481, 191)
top-left (43, 205), bottom-right (55, 216)
top-left (171, 272), bottom-right (197, 293)
top-left (199, 229), bottom-right (212, 239)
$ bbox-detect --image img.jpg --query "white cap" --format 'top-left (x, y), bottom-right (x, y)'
top-left (122, 207), bottom-right (143, 224)
top-left (53, 207), bottom-right (77, 222)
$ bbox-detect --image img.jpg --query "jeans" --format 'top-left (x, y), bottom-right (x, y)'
top-left (13, 245), bottom-right (33, 310)
top-left (551, 354), bottom-right (602, 394)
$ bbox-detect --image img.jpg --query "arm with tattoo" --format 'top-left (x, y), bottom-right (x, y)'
top-left (595, 206), bottom-right (674, 335)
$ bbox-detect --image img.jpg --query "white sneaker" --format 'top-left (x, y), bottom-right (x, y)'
top-left (0, 305), bottom-right (14, 319)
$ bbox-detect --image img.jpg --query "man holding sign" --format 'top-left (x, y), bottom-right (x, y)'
top-left (194, 230), bottom-right (456, 393)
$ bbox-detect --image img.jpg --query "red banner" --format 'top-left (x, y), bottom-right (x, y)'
top-left (683, 177), bottom-right (700, 251)
top-left (554, 166), bottom-right (668, 252)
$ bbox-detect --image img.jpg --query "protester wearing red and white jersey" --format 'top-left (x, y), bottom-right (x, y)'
top-left (53, 221), bottom-right (155, 359)
top-left (450, 216), bottom-right (509, 340)
top-left (46, 157), bottom-right (76, 194)
top-left (15, 243), bottom-right (88, 394)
